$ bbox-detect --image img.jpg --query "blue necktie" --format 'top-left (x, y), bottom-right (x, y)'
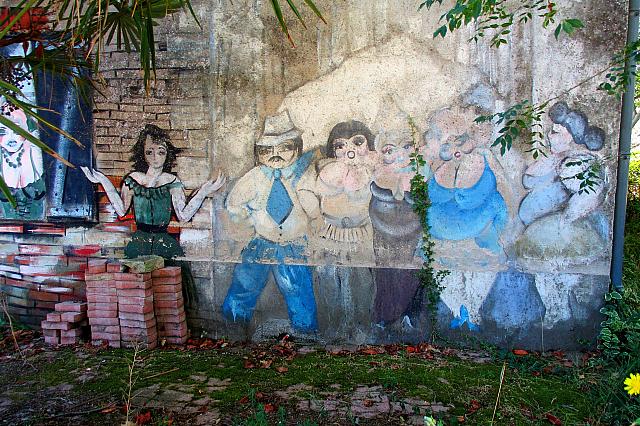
top-left (266, 169), bottom-right (293, 225)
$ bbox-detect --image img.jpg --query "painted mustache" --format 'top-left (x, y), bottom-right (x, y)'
top-left (269, 156), bottom-right (285, 162)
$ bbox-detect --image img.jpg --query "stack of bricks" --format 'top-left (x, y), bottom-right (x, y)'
top-left (152, 267), bottom-right (188, 345)
top-left (41, 301), bottom-right (88, 345)
top-left (0, 242), bottom-right (103, 328)
top-left (82, 257), bottom-right (187, 348)
top-left (116, 269), bottom-right (157, 349)
top-left (85, 259), bottom-right (121, 347)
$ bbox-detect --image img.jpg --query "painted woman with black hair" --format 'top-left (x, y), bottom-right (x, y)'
top-left (516, 102), bottom-right (608, 262)
top-left (82, 124), bottom-right (225, 259)
top-left (314, 120), bottom-right (377, 262)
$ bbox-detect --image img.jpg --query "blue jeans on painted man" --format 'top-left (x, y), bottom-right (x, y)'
top-left (222, 237), bottom-right (318, 332)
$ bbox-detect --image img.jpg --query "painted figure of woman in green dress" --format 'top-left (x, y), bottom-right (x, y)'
top-left (81, 124), bottom-right (225, 259)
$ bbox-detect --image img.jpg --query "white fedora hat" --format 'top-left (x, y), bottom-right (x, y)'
top-left (257, 110), bottom-right (303, 147)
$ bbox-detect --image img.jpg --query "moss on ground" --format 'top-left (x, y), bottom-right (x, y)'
top-left (2, 345), bottom-right (606, 425)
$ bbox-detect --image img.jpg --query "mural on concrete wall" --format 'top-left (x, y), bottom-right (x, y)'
top-left (515, 101), bottom-right (607, 264)
top-left (0, 108), bottom-right (45, 220)
top-left (423, 106), bottom-right (508, 255)
top-left (81, 124), bottom-right (225, 259)
top-left (222, 111), bottom-right (319, 332)
top-left (315, 120), bottom-right (376, 263)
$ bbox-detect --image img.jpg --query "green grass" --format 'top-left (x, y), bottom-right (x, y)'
top-left (1, 346), bottom-right (607, 425)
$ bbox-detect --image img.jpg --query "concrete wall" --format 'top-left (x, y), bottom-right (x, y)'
top-left (0, 0), bottom-right (628, 349)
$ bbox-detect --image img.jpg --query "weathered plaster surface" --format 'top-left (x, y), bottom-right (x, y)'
top-left (0, 0), bottom-right (627, 348)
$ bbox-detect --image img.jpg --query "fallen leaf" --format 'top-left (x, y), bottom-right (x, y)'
top-left (467, 399), bottom-right (481, 415)
top-left (275, 366), bottom-right (288, 373)
top-left (135, 411), bottom-right (152, 425)
top-left (457, 415), bottom-right (466, 423)
top-left (243, 360), bottom-right (256, 369)
top-left (545, 413), bottom-right (562, 425)
top-left (406, 346), bottom-right (418, 353)
top-left (263, 403), bottom-right (276, 413)
top-left (360, 346), bottom-right (384, 355)
top-left (260, 359), bottom-right (273, 369)
top-left (363, 399), bottom-right (374, 407)
top-left (239, 396), bottom-right (249, 404)
top-left (99, 405), bottom-right (118, 414)
top-left (513, 349), bottom-right (528, 356)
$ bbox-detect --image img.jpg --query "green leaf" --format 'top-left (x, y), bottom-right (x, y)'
top-left (302, 0), bottom-right (327, 24)
top-left (0, 177), bottom-right (16, 208)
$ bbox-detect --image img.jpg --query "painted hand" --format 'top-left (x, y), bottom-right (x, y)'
top-left (199, 172), bottom-right (226, 197)
top-left (80, 166), bottom-right (106, 184)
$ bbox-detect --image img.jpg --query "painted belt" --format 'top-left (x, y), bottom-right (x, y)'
top-left (136, 223), bottom-right (169, 233)
top-left (322, 213), bottom-right (369, 228)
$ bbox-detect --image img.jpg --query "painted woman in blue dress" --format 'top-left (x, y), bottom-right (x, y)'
top-left (422, 107), bottom-right (508, 254)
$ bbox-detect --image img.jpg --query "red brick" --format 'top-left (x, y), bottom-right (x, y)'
top-left (88, 317), bottom-right (120, 326)
top-left (155, 307), bottom-right (186, 317)
top-left (114, 272), bottom-right (151, 282)
top-left (118, 311), bottom-right (154, 321)
top-left (60, 337), bottom-right (80, 345)
top-left (154, 299), bottom-right (184, 310)
top-left (119, 318), bottom-right (156, 328)
top-left (85, 273), bottom-right (114, 282)
top-left (87, 293), bottom-right (118, 303)
top-left (118, 296), bottom-right (153, 306)
top-left (159, 329), bottom-right (187, 338)
top-left (117, 288), bottom-right (153, 298)
top-left (35, 301), bottom-right (57, 310)
top-left (158, 320), bottom-right (187, 333)
top-left (156, 311), bottom-right (187, 324)
top-left (87, 302), bottom-right (118, 311)
top-left (42, 329), bottom-right (59, 338)
top-left (58, 294), bottom-right (82, 303)
top-left (121, 329), bottom-right (157, 340)
top-left (87, 309), bottom-right (118, 318)
top-left (152, 276), bottom-right (181, 286)
top-left (5, 278), bottom-right (32, 289)
top-left (19, 244), bottom-right (64, 256)
top-left (91, 325), bottom-right (120, 333)
top-left (61, 328), bottom-right (82, 337)
top-left (6, 296), bottom-right (34, 308)
top-left (29, 290), bottom-right (60, 302)
top-left (153, 291), bottom-right (183, 301)
top-left (42, 287), bottom-right (73, 295)
top-left (65, 245), bottom-right (101, 257)
top-left (44, 335), bottom-right (60, 345)
top-left (92, 339), bottom-right (121, 348)
top-left (85, 286), bottom-right (117, 295)
top-left (87, 259), bottom-right (107, 274)
top-left (106, 262), bottom-right (125, 273)
top-left (118, 303), bottom-right (154, 315)
top-left (60, 312), bottom-right (86, 323)
top-left (55, 301), bottom-right (87, 312)
top-left (121, 325), bottom-right (157, 335)
top-left (91, 331), bottom-right (121, 340)
top-left (41, 321), bottom-right (72, 330)
top-left (116, 280), bottom-right (153, 290)
top-left (152, 284), bottom-right (182, 294)
top-left (46, 313), bottom-right (61, 322)
top-left (152, 267), bottom-right (181, 278)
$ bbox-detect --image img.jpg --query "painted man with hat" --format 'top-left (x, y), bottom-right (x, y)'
top-left (222, 110), bottom-right (320, 333)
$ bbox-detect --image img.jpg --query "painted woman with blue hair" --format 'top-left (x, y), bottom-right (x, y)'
top-left (516, 102), bottom-right (607, 261)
